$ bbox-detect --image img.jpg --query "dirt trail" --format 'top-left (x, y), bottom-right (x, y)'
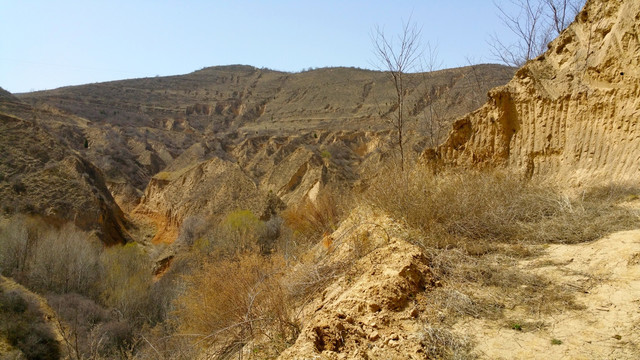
top-left (457, 229), bottom-right (640, 359)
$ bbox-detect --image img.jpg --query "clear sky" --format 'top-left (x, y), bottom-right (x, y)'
top-left (0, 1), bottom-right (519, 93)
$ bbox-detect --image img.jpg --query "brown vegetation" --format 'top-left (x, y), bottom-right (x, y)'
top-left (173, 252), bottom-right (298, 358)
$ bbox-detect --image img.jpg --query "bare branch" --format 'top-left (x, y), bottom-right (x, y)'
top-left (490, 0), bottom-right (585, 67)
top-left (371, 18), bottom-right (423, 170)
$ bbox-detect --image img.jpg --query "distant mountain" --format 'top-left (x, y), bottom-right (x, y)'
top-left (11, 64), bottom-right (514, 244)
top-left (18, 64), bottom-right (514, 191)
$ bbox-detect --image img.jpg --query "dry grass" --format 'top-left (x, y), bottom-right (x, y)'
top-left (366, 163), bottom-right (639, 248)
top-left (419, 325), bottom-right (475, 359)
top-left (364, 163), bottom-right (639, 330)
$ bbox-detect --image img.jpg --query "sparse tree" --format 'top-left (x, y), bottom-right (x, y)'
top-left (419, 44), bottom-right (447, 147)
top-left (490, 0), bottom-right (585, 66)
top-left (372, 19), bottom-right (423, 170)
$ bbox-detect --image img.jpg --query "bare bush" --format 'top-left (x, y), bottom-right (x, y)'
top-left (175, 216), bottom-right (207, 248)
top-left (0, 218), bottom-right (101, 296)
top-left (28, 223), bottom-right (102, 295)
top-left (0, 215), bottom-right (33, 279)
top-left (48, 293), bottom-right (110, 359)
top-left (172, 252), bottom-right (299, 358)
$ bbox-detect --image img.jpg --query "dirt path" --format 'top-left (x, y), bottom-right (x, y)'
top-left (457, 230), bottom-right (640, 359)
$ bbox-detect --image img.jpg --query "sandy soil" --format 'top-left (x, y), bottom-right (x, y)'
top-left (457, 229), bottom-right (640, 359)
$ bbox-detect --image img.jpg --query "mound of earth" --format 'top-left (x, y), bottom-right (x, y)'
top-left (278, 210), bottom-right (440, 359)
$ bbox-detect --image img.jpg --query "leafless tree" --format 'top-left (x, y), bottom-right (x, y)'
top-left (372, 19), bottom-right (423, 170)
top-left (418, 44), bottom-right (447, 148)
top-left (544, 0), bottom-right (583, 34)
top-left (490, 0), bottom-right (585, 67)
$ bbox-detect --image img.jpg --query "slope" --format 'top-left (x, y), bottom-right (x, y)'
top-left (0, 97), bottom-right (129, 245)
top-left (17, 64), bottom-right (514, 197)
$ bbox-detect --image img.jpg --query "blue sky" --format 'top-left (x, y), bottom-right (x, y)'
top-left (0, 1), bottom-right (519, 93)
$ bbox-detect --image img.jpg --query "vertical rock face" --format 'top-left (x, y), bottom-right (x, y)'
top-left (434, 0), bottom-right (640, 184)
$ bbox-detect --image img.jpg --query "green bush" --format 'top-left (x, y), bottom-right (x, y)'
top-left (100, 243), bottom-right (154, 326)
top-left (195, 210), bottom-right (268, 256)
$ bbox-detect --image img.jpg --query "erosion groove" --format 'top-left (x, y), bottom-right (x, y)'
top-left (434, 0), bottom-right (640, 185)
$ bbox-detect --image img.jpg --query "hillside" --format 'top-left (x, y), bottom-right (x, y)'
top-left (0, 275), bottom-right (65, 359)
top-left (0, 97), bottom-right (129, 245)
top-left (12, 65), bottom-right (512, 244)
top-left (18, 64), bottom-right (513, 194)
top-left (432, 0), bottom-right (640, 185)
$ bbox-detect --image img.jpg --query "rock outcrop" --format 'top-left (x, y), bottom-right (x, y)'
top-left (433, 0), bottom-right (640, 185)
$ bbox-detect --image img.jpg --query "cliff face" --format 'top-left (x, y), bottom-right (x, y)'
top-left (434, 0), bottom-right (640, 184)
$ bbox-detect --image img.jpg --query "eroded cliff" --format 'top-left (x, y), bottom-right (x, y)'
top-left (433, 0), bottom-right (640, 184)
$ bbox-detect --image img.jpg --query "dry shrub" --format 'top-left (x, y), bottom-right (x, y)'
top-left (28, 223), bottom-right (102, 296)
top-left (174, 216), bottom-right (207, 248)
top-left (282, 191), bottom-right (343, 242)
top-left (419, 325), bottom-right (475, 360)
top-left (0, 217), bottom-right (101, 296)
top-left (48, 293), bottom-right (110, 359)
top-left (366, 163), bottom-right (639, 248)
top-left (0, 216), bottom-right (31, 278)
top-left (520, 183), bottom-right (640, 244)
top-left (131, 325), bottom-right (199, 360)
top-left (172, 252), bottom-right (299, 358)
top-left (365, 163), bottom-right (557, 246)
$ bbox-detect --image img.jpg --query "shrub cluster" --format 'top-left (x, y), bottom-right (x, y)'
top-left (366, 164), bottom-right (639, 249)
top-left (0, 284), bottom-right (61, 360)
